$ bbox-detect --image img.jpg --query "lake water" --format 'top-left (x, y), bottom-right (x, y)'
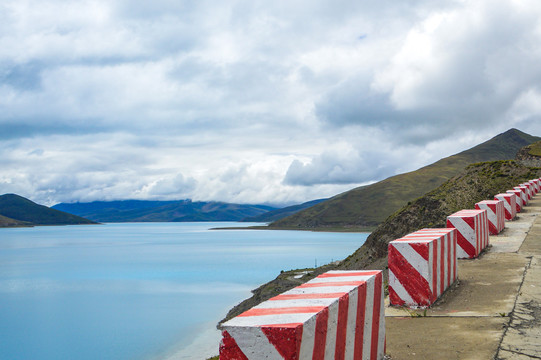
top-left (0, 222), bottom-right (368, 360)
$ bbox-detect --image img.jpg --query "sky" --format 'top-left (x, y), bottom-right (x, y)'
top-left (2, 0), bottom-right (541, 207)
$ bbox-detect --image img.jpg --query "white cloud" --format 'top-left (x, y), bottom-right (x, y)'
top-left (2, 0), bottom-right (541, 207)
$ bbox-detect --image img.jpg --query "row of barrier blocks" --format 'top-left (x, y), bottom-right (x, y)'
top-left (220, 270), bottom-right (385, 360)
top-left (389, 177), bottom-right (541, 309)
top-left (220, 178), bottom-right (541, 359)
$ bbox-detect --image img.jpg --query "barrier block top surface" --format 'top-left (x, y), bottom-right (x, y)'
top-left (388, 229), bottom-right (457, 308)
top-left (220, 270), bottom-right (385, 360)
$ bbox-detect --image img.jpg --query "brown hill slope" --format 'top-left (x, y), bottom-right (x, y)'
top-left (270, 128), bottom-right (540, 230)
top-left (0, 214), bottom-right (31, 227)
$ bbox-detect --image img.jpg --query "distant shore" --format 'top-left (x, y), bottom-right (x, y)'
top-left (211, 225), bottom-right (376, 232)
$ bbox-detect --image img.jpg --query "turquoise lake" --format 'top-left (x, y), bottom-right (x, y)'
top-left (0, 222), bottom-right (368, 360)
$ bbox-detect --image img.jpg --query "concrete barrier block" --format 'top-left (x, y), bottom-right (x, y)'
top-left (528, 179), bottom-right (540, 193)
top-left (514, 186), bottom-right (529, 206)
top-left (220, 270), bottom-right (385, 360)
top-left (388, 229), bottom-right (457, 308)
top-left (495, 193), bottom-right (517, 221)
top-left (447, 209), bottom-right (489, 259)
top-left (475, 200), bottom-right (505, 235)
top-left (520, 183), bottom-right (533, 200)
top-left (507, 189), bottom-right (524, 213)
top-left (534, 179), bottom-right (541, 192)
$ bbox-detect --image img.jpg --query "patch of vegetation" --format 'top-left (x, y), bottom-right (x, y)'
top-left (527, 141), bottom-right (541, 156)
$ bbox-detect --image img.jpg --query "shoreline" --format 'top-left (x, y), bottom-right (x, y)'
top-left (210, 225), bottom-right (376, 233)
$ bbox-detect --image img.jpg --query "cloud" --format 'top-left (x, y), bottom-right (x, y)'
top-left (3, 0), bottom-right (541, 206)
top-left (316, 0), bottom-right (541, 143)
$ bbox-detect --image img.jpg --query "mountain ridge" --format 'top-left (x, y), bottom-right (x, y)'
top-left (53, 199), bottom-right (278, 222)
top-left (270, 128), bottom-right (541, 230)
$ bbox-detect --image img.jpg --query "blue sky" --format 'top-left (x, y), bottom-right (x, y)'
top-left (2, 0), bottom-right (541, 206)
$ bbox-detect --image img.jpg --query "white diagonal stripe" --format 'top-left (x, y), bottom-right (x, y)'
top-left (388, 268), bottom-right (415, 306)
top-left (299, 315), bottom-right (317, 360)
top-left (344, 286), bottom-right (358, 360)
top-left (227, 326), bottom-right (283, 360)
top-left (362, 276), bottom-right (374, 360)
top-left (324, 300), bottom-right (339, 359)
top-left (392, 242), bottom-right (429, 282)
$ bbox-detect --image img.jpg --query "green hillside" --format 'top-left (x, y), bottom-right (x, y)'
top-left (0, 194), bottom-right (96, 226)
top-left (270, 128), bottom-right (541, 230)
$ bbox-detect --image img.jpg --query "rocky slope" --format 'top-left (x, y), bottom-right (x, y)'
top-left (516, 140), bottom-right (541, 167)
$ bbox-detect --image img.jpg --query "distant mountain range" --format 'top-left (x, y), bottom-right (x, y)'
top-left (4, 128), bottom-right (539, 230)
top-left (241, 199), bottom-right (328, 222)
top-left (270, 128), bottom-right (541, 230)
top-left (52, 200), bottom-right (278, 223)
top-left (0, 194), bottom-right (96, 227)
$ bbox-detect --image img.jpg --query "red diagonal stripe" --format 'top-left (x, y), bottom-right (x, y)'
top-left (388, 246), bottom-right (431, 306)
top-left (313, 307), bottom-right (328, 360)
top-left (262, 325), bottom-right (303, 360)
top-left (335, 294), bottom-right (349, 360)
top-left (220, 330), bottom-right (249, 360)
top-left (354, 283), bottom-right (367, 359)
top-left (409, 242), bottom-right (430, 261)
top-left (447, 219), bottom-right (476, 258)
top-left (371, 272), bottom-right (383, 360)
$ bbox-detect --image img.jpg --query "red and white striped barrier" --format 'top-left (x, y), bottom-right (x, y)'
top-left (507, 189), bottom-right (524, 213)
top-left (530, 179), bottom-right (541, 193)
top-left (529, 179), bottom-right (540, 194)
top-left (514, 186), bottom-right (529, 206)
top-left (519, 183), bottom-right (533, 200)
top-left (494, 193), bottom-right (517, 221)
top-left (388, 228), bottom-right (457, 308)
top-left (220, 270), bottom-right (385, 360)
top-left (447, 209), bottom-right (489, 259)
top-left (475, 200), bottom-right (505, 235)
top-left (528, 179), bottom-right (540, 193)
